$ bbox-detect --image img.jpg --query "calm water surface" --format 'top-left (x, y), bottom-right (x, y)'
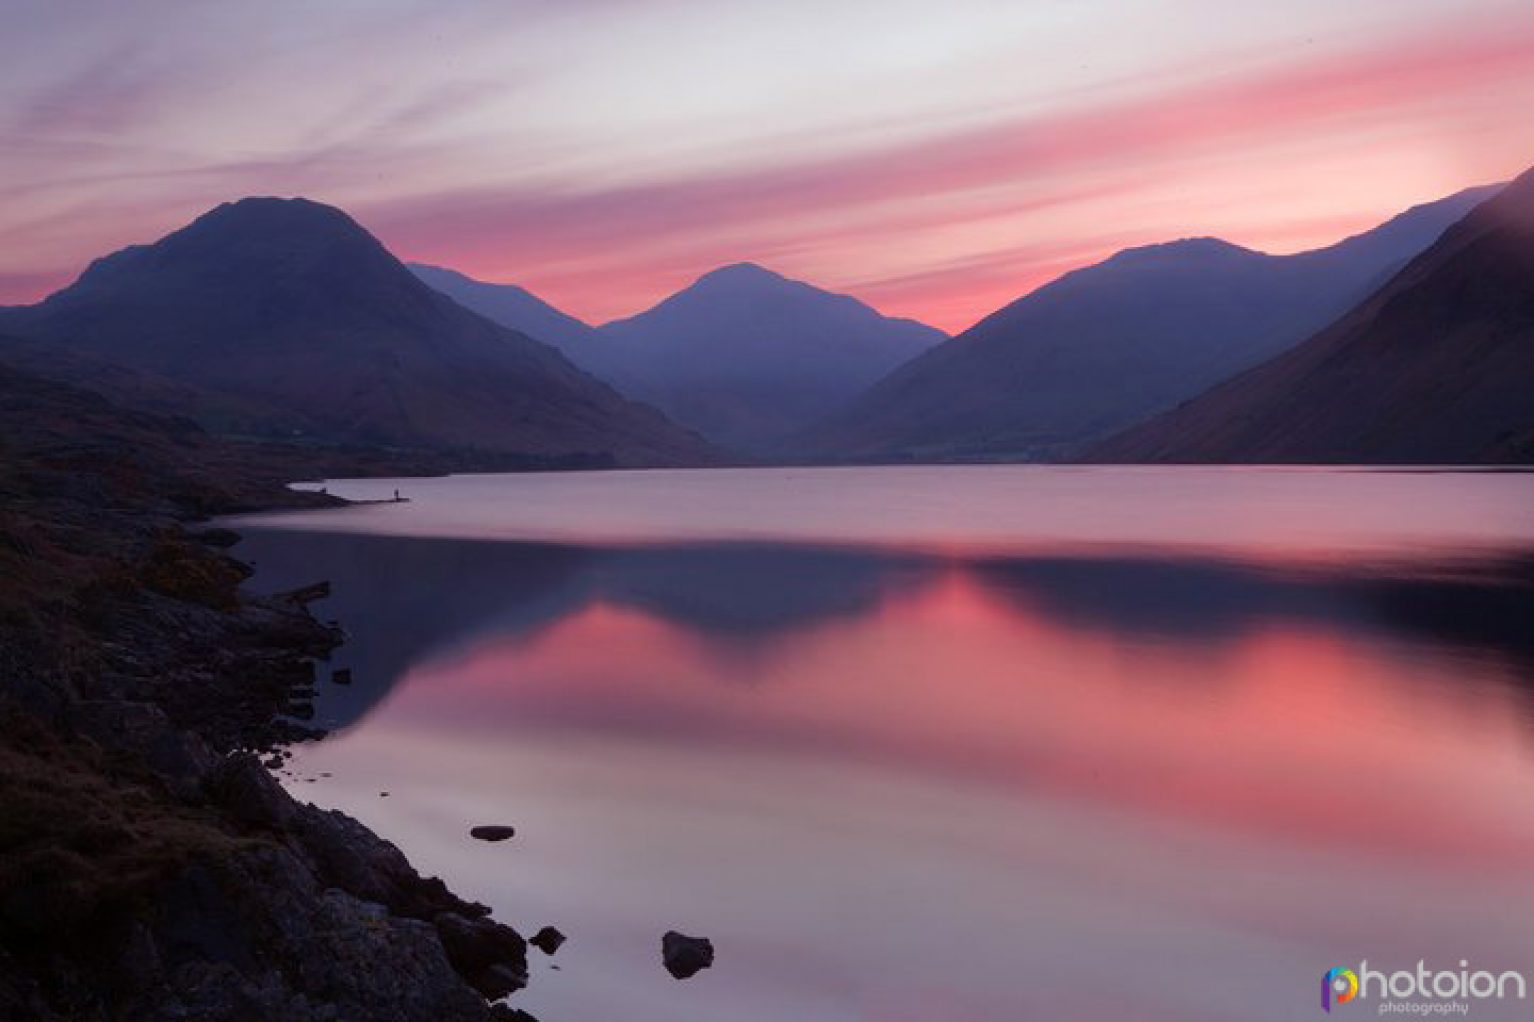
top-left (234, 467), bottom-right (1534, 1022)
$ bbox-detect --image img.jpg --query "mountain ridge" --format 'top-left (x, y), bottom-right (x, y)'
top-left (795, 184), bottom-right (1502, 462)
top-left (0, 197), bottom-right (712, 467)
top-left (592, 262), bottom-right (946, 450)
top-left (1088, 169), bottom-right (1534, 464)
top-left (407, 262), bottom-right (598, 360)
top-left (412, 259), bottom-right (946, 451)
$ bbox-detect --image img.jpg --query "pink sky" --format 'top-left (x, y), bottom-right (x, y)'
top-left (1, 0), bottom-right (1531, 332)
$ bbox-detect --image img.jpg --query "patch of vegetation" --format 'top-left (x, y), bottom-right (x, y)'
top-left (0, 713), bottom-right (243, 954)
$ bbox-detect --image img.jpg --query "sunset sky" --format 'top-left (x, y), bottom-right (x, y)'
top-left (2, 0), bottom-right (1531, 332)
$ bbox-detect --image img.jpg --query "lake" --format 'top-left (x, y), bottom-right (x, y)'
top-left (232, 466), bottom-right (1534, 1022)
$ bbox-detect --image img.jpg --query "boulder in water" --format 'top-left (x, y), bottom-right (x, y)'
top-left (529, 926), bottom-right (566, 956)
top-left (469, 825), bottom-right (516, 842)
top-left (662, 930), bottom-right (714, 979)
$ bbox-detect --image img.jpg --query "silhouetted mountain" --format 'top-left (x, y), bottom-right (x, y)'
top-left (798, 186), bottom-right (1500, 461)
top-left (0, 198), bottom-right (710, 466)
top-left (408, 263), bottom-right (599, 360)
top-left (1091, 169), bottom-right (1534, 464)
top-left (591, 263), bottom-right (945, 450)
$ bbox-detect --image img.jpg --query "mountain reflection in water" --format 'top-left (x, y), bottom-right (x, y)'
top-left (238, 532), bottom-right (1534, 735)
top-left (232, 467), bottom-right (1534, 1022)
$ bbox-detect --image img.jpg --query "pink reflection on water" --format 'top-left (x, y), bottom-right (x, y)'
top-left (252, 467), bottom-right (1534, 1020)
top-left (281, 548), bottom-right (1534, 1020)
top-left (385, 567), bottom-right (1534, 870)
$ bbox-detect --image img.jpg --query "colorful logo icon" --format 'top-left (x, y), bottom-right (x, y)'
top-left (1323, 967), bottom-right (1359, 1012)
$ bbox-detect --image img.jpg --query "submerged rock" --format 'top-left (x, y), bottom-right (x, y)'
top-left (529, 926), bottom-right (565, 956)
top-left (662, 931), bottom-right (714, 980)
top-left (331, 667), bottom-right (353, 685)
top-left (469, 825), bottom-right (516, 842)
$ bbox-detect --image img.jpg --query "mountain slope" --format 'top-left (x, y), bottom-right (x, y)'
top-left (408, 263), bottom-right (598, 359)
top-left (592, 263), bottom-right (945, 450)
top-left (799, 185), bottom-right (1500, 461)
top-left (0, 198), bottom-right (709, 467)
top-left (1089, 168), bottom-right (1534, 464)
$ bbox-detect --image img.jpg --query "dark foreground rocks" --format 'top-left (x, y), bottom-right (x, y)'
top-left (662, 931), bottom-right (715, 980)
top-left (0, 365), bottom-right (532, 1020)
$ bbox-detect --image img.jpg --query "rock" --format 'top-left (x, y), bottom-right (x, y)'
top-left (193, 849), bottom-right (496, 1022)
top-left (529, 926), bottom-right (565, 956)
top-left (433, 912), bottom-right (529, 999)
top-left (191, 527), bottom-right (242, 548)
top-left (490, 1008), bottom-right (541, 1022)
top-left (332, 667), bottom-right (353, 685)
top-left (205, 752), bottom-right (293, 829)
top-left (289, 805), bottom-right (420, 905)
top-left (662, 930), bottom-right (714, 980)
top-left (278, 580), bottom-right (331, 607)
top-left (469, 825), bottom-right (516, 842)
top-left (0, 374), bottom-right (537, 1020)
top-left (480, 963), bottom-right (527, 1000)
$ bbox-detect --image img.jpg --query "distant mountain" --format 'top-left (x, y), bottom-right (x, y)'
top-left (0, 198), bottom-right (710, 467)
top-left (590, 263), bottom-right (945, 450)
top-left (1090, 168), bottom-right (1534, 464)
top-left (798, 185), bottom-right (1501, 461)
top-left (408, 263), bottom-right (598, 360)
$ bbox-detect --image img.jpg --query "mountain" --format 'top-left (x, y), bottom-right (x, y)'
top-left (408, 263), bottom-right (598, 359)
top-left (0, 198), bottom-right (710, 467)
top-left (797, 185), bottom-right (1501, 461)
top-left (1090, 168), bottom-right (1534, 464)
top-left (590, 263), bottom-right (945, 450)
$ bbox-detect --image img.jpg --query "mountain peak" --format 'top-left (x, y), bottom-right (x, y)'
top-left (686, 262), bottom-right (798, 296)
top-left (799, 182), bottom-right (1495, 462)
top-left (595, 262), bottom-right (943, 449)
top-left (50, 195), bottom-right (408, 310)
top-left (9, 199), bottom-right (711, 466)
top-left (177, 196), bottom-right (378, 250)
top-left (695, 262), bottom-right (786, 284)
top-left (1091, 162), bottom-right (1534, 464)
top-left (1104, 236), bottom-right (1258, 266)
top-left (204, 194), bottom-right (349, 218)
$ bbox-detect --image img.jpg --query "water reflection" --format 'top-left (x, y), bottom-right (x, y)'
top-left (234, 487), bottom-right (1534, 1021)
top-left (238, 531), bottom-right (1534, 734)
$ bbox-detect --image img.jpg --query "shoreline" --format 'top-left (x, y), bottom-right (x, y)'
top-left (0, 366), bottom-right (539, 1020)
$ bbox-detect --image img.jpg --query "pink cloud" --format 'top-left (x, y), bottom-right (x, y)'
top-left (0, 270), bottom-right (71, 306)
top-left (3, 16), bottom-right (1531, 333)
top-left (359, 19), bottom-right (1534, 330)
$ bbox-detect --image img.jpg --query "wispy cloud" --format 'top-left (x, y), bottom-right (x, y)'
top-left (359, 19), bottom-right (1534, 327)
top-left (0, 1), bottom-right (1529, 329)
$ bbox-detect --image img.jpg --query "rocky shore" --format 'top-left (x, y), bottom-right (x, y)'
top-left (0, 364), bottom-right (535, 1020)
